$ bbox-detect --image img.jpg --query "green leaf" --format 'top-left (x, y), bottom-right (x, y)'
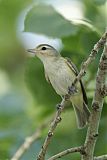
top-left (0, 0), bottom-right (30, 72)
top-left (94, 0), bottom-right (107, 5)
top-left (62, 28), bottom-right (100, 65)
top-left (83, 0), bottom-right (106, 32)
top-left (24, 5), bottom-right (78, 38)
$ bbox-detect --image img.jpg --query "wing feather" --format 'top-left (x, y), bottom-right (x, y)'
top-left (65, 57), bottom-right (88, 105)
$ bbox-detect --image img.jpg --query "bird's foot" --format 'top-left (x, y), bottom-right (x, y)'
top-left (68, 85), bottom-right (78, 95)
top-left (64, 94), bottom-right (70, 101)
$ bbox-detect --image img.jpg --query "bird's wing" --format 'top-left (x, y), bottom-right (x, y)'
top-left (65, 57), bottom-right (79, 75)
top-left (45, 71), bottom-right (50, 83)
top-left (65, 57), bottom-right (88, 105)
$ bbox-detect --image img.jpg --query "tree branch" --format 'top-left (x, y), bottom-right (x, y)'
top-left (73, 31), bottom-right (107, 86)
top-left (37, 31), bottom-right (107, 160)
top-left (37, 98), bottom-right (69, 160)
top-left (48, 146), bottom-right (84, 160)
top-left (82, 37), bottom-right (107, 160)
top-left (94, 154), bottom-right (107, 160)
top-left (11, 122), bottom-right (49, 160)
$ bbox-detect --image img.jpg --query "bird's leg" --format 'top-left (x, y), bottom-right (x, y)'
top-left (68, 84), bottom-right (78, 95)
top-left (56, 85), bottom-right (77, 110)
top-left (64, 94), bottom-right (70, 101)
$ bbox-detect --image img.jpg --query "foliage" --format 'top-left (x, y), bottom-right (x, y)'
top-left (0, 0), bottom-right (106, 160)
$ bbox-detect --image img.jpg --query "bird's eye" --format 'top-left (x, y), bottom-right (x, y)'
top-left (41, 47), bottom-right (47, 50)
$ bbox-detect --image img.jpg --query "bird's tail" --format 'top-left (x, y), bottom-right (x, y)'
top-left (73, 102), bottom-right (90, 129)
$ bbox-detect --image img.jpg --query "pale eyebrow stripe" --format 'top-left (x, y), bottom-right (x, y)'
top-left (36, 44), bottom-right (54, 50)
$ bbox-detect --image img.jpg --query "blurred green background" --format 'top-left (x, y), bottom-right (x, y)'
top-left (0, 0), bottom-right (107, 159)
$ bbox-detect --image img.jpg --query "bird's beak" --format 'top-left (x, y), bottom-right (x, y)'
top-left (27, 48), bottom-right (37, 57)
top-left (27, 49), bottom-right (36, 54)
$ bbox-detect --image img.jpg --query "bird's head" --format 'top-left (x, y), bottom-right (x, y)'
top-left (27, 44), bottom-right (60, 62)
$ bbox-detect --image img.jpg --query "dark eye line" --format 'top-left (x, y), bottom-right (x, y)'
top-left (41, 47), bottom-right (47, 50)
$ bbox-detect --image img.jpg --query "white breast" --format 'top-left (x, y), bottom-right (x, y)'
top-left (43, 58), bottom-right (76, 96)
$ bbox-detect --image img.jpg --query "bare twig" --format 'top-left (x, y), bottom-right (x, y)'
top-left (37, 98), bottom-right (69, 160)
top-left (37, 31), bottom-right (107, 160)
top-left (99, 85), bottom-right (107, 97)
top-left (48, 146), bottom-right (84, 160)
top-left (82, 40), bottom-right (107, 159)
top-left (94, 154), bottom-right (107, 160)
top-left (11, 122), bottom-right (48, 160)
top-left (73, 31), bottom-right (107, 86)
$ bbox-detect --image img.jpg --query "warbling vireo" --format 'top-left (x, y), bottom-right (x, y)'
top-left (27, 44), bottom-right (90, 129)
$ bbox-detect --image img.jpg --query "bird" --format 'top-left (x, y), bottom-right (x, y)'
top-left (27, 44), bottom-right (90, 129)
